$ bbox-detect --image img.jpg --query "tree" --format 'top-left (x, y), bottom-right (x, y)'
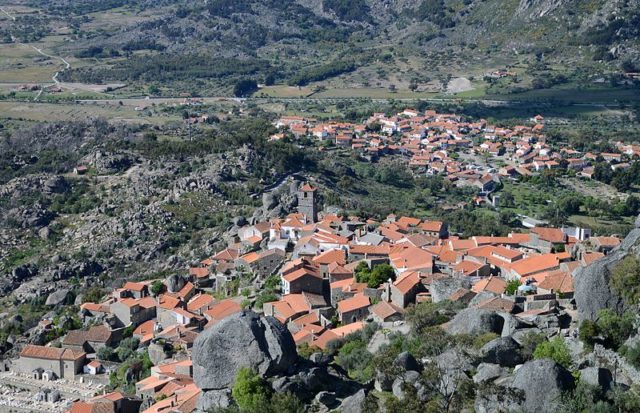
top-left (533, 336), bottom-right (572, 369)
top-left (368, 264), bottom-right (395, 288)
top-left (232, 368), bottom-right (272, 411)
top-left (595, 309), bottom-right (635, 350)
top-left (150, 280), bottom-right (164, 296)
top-left (97, 346), bottom-right (114, 361)
top-left (233, 79), bottom-right (258, 97)
top-left (505, 280), bottom-right (520, 295)
top-left (610, 255), bottom-right (640, 305)
top-left (579, 319), bottom-right (599, 349)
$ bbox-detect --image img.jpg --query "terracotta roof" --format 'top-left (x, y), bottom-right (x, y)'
top-left (393, 271), bottom-right (421, 294)
top-left (189, 267), bottom-right (209, 278)
top-left (204, 300), bottom-right (242, 323)
top-left (590, 236), bottom-right (621, 247)
top-left (370, 301), bottom-right (402, 320)
top-left (300, 183), bottom-right (317, 192)
top-left (312, 249), bottom-right (346, 265)
top-left (348, 244), bottom-right (391, 256)
top-left (282, 266), bottom-right (321, 283)
top-left (69, 401), bottom-right (115, 413)
top-left (419, 220), bottom-right (443, 232)
top-left (123, 281), bottom-right (147, 292)
top-left (582, 252), bottom-right (605, 266)
top-left (510, 253), bottom-right (562, 277)
top-left (476, 296), bottom-right (515, 313)
top-left (63, 325), bottom-right (112, 346)
top-left (472, 276), bottom-right (507, 295)
top-left (538, 271), bottom-right (574, 293)
top-left (21, 344), bottom-right (85, 361)
top-left (187, 294), bottom-right (214, 312)
top-left (337, 294), bottom-right (370, 314)
top-left (531, 227), bottom-right (566, 244)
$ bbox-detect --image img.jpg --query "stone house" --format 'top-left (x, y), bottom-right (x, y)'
top-left (236, 248), bottom-right (286, 277)
top-left (337, 294), bottom-right (370, 324)
top-left (387, 271), bottom-right (423, 308)
top-left (110, 297), bottom-right (156, 328)
top-left (62, 325), bottom-right (116, 353)
top-left (14, 345), bottom-right (86, 380)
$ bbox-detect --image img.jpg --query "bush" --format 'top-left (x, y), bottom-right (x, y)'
top-left (579, 319), bottom-right (599, 349)
top-left (610, 255), bottom-right (640, 305)
top-left (621, 343), bottom-right (640, 369)
top-left (596, 309), bottom-right (635, 350)
top-left (355, 263), bottom-right (395, 288)
top-left (150, 280), bottom-right (164, 296)
top-left (505, 280), bottom-right (520, 295)
top-left (233, 79), bottom-right (258, 97)
top-left (533, 336), bottom-right (572, 369)
top-left (232, 368), bottom-right (271, 411)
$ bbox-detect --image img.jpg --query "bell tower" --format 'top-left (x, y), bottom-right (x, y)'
top-left (298, 183), bottom-right (318, 222)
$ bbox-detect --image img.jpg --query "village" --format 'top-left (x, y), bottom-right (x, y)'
top-left (271, 108), bottom-right (637, 208)
top-left (4, 164), bottom-right (625, 412)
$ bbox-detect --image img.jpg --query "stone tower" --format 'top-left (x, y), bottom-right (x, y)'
top-left (297, 182), bottom-right (318, 222)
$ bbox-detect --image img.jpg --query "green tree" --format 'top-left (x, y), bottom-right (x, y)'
top-left (150, 280), bottom-right (164, 296)
top-left (596, 309), bottom-right (635, 350)
top-left (367, 264), bottom-right (395, 288)
top-left (232, 368), bottom-right (272, 411)
top-left (578, 319), bottom-right (599, 349)
top-left (505, 279), bottom-right (520, 295)
top-left (533, 336), bottom-right (572, 369)
top-left (610, 255), bottom-right (640, 305)
top-left (233, 79), bottom-right (258, 97)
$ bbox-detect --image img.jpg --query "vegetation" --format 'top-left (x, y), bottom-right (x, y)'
top-left (610, 255), bottom-right (640, 305)
top-left (533, 336), bottom-right (572, 369)
top-left (578, 310), bottom-right (635, 351)
top-left (217, 368), bottom-right (303, 413)
top-left (354, 262), bottom-right (395, 288)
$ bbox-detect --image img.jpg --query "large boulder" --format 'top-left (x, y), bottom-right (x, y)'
top-left (45, 289), bottom-right (70, 306)
top-left (430, 277), bottom-right (471, 303)
top-left (340, 389), bottom-right (367, 413)
top-left (473, 363), bottom-right (508, 383)
top-left (579, 367), bottom-right (613, 392)
top-left (574, 227), bottom-right (640, 321)
top-left (511, 359), bottom-right (575, 413)
top-left (480, 337), bottom-right (524, 367)
top-left (193, 311), bottom-right (297, 396)
top-left (445, 309), bottom-right (505, 336)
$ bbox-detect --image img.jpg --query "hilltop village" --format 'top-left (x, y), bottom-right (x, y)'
top-left (272, 109), bottom-right (637, 208)
top-left (4, 172), bottom-right (626, 412)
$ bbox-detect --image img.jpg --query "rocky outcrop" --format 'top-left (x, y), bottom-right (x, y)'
top-left (511, 359), bottom-right (575, 413)
top-left (45, 289), bottom-right (70, 306)
top-left (430, 277), bottom-right (471, 303)
top-left (445, 308), bottom-right (505, 335)
top-left (193, 311), bottom-right (297, 410)
top-left (480, 337), bottom-right (524, 367)
top-left (574, 227), bottom-right (640, 320)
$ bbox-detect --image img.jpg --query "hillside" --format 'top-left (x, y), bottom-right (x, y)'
top-left (1, 0), bottom-right (638, 97)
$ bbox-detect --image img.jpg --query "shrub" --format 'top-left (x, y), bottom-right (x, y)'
top-left (621, 343), bottom-right (640, 369)
top-left (579, 319), bottom-right (599, 348)
top-left (505, 279), bottom-right (520, 295)
top-left (610, 255), bottom-right (640, 305)
top-left (533, 336), bottom-right (572, 369)
top-left (596, 309), bottom-right (635, 350)
top-left (232, 368), bottom-right (272, 411)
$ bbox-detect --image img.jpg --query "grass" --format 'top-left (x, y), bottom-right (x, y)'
top-left (314, 87), bottom-right (440, 99)
top-left (0, 101), bottom-right (181, 124)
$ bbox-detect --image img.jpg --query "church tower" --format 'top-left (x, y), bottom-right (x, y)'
top-left (298, 183), bottom-right (318, 223)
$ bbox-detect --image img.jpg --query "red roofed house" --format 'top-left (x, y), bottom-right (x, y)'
top-left (14, 345), bottom-right (86, 380)
top-left (337, 294), bottom-right (370, 323)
